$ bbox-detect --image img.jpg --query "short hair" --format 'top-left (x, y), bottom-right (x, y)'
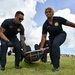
top-left (15, 11), bottom-right (24, 16)
top-left (45, 7), bottom-right (54, 15)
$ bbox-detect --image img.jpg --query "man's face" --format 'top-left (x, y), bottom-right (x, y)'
top-left (15, 14), bottom-right (24, 24)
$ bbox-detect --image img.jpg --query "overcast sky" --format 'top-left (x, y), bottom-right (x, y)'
top-left (0, 0), bottom-right (75, 55)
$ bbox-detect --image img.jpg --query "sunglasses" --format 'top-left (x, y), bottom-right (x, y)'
top-left (18, 18), bottom-right (23, 21)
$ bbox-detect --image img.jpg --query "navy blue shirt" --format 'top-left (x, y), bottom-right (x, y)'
top-left (1, 19), bottom-right (24, 37)
top-left (42, 17), bottom-right (67, 37)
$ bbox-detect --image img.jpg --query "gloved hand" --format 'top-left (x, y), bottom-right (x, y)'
top-left (40, 48), bottom-right (44, 53)
top-left (6, 40), bottom-right (13, 47)
top-left (40, 48), bottom-right (44, 51)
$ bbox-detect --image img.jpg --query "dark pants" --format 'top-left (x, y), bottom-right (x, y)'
top-left (49, 32), bottom-right (67, 68)
top-left (0, 37), bottom-right (21, 67)
top-left (20, 49), bottom-right (24, 61)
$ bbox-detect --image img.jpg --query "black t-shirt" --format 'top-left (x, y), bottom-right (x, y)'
top-left (42, 16), bottom-right (67, 37)
top-left (1, 19), bottom-right (24, 37)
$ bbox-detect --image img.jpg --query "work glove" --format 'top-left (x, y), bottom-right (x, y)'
top-left (6, 40), bottom-right (13, 47)
top-left (40, 48), bottom-right (44, 53)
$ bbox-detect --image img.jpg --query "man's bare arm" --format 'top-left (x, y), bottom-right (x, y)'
top-left (20, 35), bottom-right (27, 54)
top-left (0, 27), bottom-right (9, 41)
top-left (0, 32), bottom-right (9, 41)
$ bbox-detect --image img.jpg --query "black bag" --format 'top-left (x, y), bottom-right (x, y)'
top-left (8, 50), bottom-right (12, 56)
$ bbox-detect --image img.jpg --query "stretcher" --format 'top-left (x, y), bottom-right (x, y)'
top-left (24, 49), bottom-right (43, 63)
top-left (24, 47), bottom-right (49, 63)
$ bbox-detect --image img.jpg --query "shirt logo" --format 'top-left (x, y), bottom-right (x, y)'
top-left (17, 28), bottom-right (21, 32)
top-left (54, 22), bottom-right (59, 26)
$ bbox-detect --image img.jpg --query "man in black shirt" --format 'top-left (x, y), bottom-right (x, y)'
top-left (0, 11), bottom-right (26, 71)
top-left (40, 7), bottom-right (75, 72)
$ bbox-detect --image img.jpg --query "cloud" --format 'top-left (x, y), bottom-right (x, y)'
top-left (0, 0), bottom-right (75, 52)
top-left (0, 0), bottom-right (46, 49)
top-left (54, 8), bottom-right (75, 50)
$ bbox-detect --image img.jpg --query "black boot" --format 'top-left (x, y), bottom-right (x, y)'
top-left (0, 65), bottom-right (5, 71)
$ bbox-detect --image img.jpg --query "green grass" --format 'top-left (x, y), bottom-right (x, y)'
top-left (0, 56), bottom-right (75, 75)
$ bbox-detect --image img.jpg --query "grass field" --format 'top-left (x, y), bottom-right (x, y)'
top-left (0, 56), bottom-right (75, 75)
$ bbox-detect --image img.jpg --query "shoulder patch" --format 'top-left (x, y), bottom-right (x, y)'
top-left (47, 26), bottom-right (50, 28)
top-left (17, 28), bottom-right (21, 32)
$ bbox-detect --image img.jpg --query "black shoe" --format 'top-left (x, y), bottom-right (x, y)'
top-left (43, 60), bottom-right (47, 63)
top-left (52, 67), bottom-right (60, 72)
top-left (0, 65), bottom-right (5, 71)
top-left (15, 66), bottom-right (22, 69)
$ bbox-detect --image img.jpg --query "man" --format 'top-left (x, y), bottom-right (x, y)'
top-left (0, 11), bottom-right (26, 71)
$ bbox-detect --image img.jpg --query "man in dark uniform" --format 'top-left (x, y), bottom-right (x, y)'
top-left (40, 7), bottom-right (75, 72)
top-left (0, 11), bottom-right (26, 71)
